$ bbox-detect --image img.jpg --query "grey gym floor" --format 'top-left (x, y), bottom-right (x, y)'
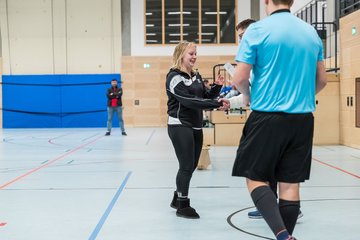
top-left (0, 127), bottom-right (359, 240)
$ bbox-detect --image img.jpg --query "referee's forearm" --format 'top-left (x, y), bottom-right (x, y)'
top-left (234, 79), bottom-right (250, 96)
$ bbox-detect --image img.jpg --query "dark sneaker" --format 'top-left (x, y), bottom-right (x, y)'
top-left (176, 198), bottom-right (200, 219)
top-left (248, 210), bottom-right (262, 219)
top-left (170, 191), bottom-right (178, 209)
top-left (122, 131), bottom-right (127, 136)
top-left (105, 132), bottom-right (111, 136)
top-left (248, 209), bottom-right (303, 219)
top-left (298, 210), bottom-right (303, 219)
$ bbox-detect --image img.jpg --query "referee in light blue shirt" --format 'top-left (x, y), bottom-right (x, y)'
top-left (230, 1), bottom-right (327, 240)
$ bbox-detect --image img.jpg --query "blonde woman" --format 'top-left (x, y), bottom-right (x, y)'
top-left (165, 41), bottom-right (228, 219)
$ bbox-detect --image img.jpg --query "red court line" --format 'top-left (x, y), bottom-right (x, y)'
top-left (312, 157), bottom-right (360, 179)
top-left (0, 135), bottom-right (104, 190)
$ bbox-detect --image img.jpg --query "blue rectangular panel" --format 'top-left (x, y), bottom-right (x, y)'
top-left (3, 111), bottom-right (61, 128)
top-left (61, 111), bottom-right (108, 128)
top-left (2, 84), bottom-right (61, 113)
top-left (2, 73), bottom-right (121, 128)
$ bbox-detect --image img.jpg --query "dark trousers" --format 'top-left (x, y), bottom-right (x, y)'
top-left (168, 126), bottom-right (203, 196)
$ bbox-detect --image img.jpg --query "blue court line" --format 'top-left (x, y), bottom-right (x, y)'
top-left (146, 129), bottom-right (156, 145)
top-left (88, 171), bottom-right (132, 240)
top-left (82, 133), bottom-right (101, 142)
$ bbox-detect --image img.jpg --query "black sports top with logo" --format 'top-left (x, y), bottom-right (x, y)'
top-left (165, 68), bottom-right (222, 129)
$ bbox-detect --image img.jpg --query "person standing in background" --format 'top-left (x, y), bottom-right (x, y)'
top-left (105, 79), bottom-right (127, 136)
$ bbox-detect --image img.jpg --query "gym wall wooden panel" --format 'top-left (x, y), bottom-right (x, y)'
top-left (196, 56), bottom-right (235, 80)
top-left (313, 79), bottom-right (340, 145)
top-left (324, 56), bottom-right (339, 69)
top-left (340, 9), bottom-right (360, 148)
top-left (120, 56), bottom-right (170, 127)
top-left (120, 55), bottom-right (235, 127)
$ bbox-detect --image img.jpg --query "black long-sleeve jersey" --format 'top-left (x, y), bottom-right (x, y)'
top-left (106, 87), bottom-right (123, 107)
top-left (166, 68), bottom-right (222, 129)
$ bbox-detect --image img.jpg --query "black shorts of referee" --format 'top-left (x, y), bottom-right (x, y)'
top-left (232, 110), bottom-right (314, 183)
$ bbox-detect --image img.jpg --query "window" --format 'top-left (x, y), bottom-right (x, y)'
top-left (183, 0), bottom-right (199, 43)
top-left (146, 0), bottom-right (163, 44)
top-left (165, 0), bottom-right (181, 44)
top-left (145, 0), bottom-right (236, 45)
top-left (219, 0), bottom-right (236, 43)
top-left (201, 0), bottom-right (218, 44)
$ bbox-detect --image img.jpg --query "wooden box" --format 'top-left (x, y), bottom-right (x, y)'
top-left (203, 127), bottom-right (215, 146)
top-left (209, 110), bottom-right (246, 124)
top-left (215, 123), bottom-right (244, 146)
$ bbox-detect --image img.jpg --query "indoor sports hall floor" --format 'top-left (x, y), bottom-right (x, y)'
top-left (0, 127), bottom-right (359, 240)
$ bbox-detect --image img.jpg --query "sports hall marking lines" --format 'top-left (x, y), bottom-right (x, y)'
top-left (228, 198), bottom-right (360, 240)
top-left (146, 129), bottom-right (156, 145)
top-left (350, 155), bottom-right (360, 160)
top-left (88, 171), bottom-right (132, 240)
top-left (313, 157), bottom-right (360, 179)
top-left (0, 135), bottom-right (104, 190)
top-left (48, 133), bottom-right (73, 146)
top-left (82, 133), bottom-right (101, 142)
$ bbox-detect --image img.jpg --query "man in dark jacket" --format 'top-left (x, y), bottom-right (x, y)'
top-left (105, 79), bottom-right (126, 136)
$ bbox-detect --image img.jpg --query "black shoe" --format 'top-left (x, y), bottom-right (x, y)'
top-left (176, 198), bottom-right (200, 219)
top-left (122, 131), bottom-right (127, 136)
top-left (105, 132), bottom-right (111, 136)
top-left (298, 210), bottom-right (303, 219)
top-left (170, 191), bottom-right (178, 209)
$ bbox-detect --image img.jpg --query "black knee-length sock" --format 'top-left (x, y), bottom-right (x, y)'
top-left (251, 186), bottom-right (289, 239)
top-left (279, 199), bottom-right (300, 235)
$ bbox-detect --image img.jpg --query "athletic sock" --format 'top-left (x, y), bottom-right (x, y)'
top-left (177, 192), bottom-right (188, 199)
top-left (279, 199), bottom-right (300, 235)
top-left (276, 230), bottom-right (291, 240)
top-left (250, 186), bottom-right (288, 237)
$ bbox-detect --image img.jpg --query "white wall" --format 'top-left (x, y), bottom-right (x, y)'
top-left (0, 0), bottom-right (121, 75)
top-left (259, 0), bottom-right (314, 19)
top-left (291, 0), bottom-right (314, 13)
top-left (130, 0), bottom-right (251, 56)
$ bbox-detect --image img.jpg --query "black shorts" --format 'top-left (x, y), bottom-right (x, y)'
top-left (232, 111), bottom-right (314, 183)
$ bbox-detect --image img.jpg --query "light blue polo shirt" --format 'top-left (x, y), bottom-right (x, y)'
top-left (235, 10), bottom-right (324, 113)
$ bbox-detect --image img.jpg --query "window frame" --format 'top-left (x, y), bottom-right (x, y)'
top-left (144, 0), bottom-right (237, 46)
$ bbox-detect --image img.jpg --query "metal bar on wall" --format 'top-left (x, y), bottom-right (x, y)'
top-left (180, 0), bottom-right (183, 41)
top-left (143, 0), bottom-right (146, 45)
top-left (217, 0), bottom-right (220, 44)
top-left (356, 78), bottom-right (360, 128)
top-left (162, 0), bottom-right (165, 45)
top-left (198, 0), bottom-right (202, 44)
